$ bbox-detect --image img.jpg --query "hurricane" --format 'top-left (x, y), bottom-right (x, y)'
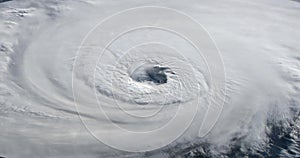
top-left (0, 0), bottom-right (299, 157)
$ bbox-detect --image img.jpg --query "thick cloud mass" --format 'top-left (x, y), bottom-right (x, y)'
top-left (0, 0), bottom-right (299, 157)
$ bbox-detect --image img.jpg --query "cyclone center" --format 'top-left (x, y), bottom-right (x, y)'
top-left (129, 64), bottom-right (174, 85)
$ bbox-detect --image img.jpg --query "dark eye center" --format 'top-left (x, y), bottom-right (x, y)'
top-left (130, 65), bottom-right (173, 85)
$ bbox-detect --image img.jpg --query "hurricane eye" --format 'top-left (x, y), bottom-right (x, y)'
top-left (129, 64), bottom-right (171, 85)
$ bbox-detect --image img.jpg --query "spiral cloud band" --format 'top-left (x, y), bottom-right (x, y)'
top-left (1, 0), bottom-right (300, 157)
top-left (72, 6), bottom-right (225, 151)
